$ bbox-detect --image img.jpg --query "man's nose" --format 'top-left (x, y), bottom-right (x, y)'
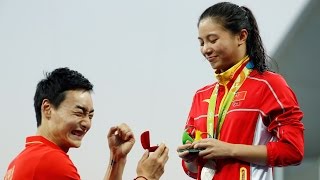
top-left (80, 118), bottom-right (91, 132)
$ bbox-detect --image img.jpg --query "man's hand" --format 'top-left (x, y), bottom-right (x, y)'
top-left (136, 143), bottom-right (169, 180)
top-left (107, 123), bottom-right (135, 159)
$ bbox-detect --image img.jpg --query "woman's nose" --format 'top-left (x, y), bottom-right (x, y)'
top-left (202, 43), bottom-right (213, 55)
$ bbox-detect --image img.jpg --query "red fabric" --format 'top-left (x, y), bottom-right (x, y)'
top-left (181, 160), bottom-right (198, 179)
top-left (259, 73), bottom-right (305, 166)
top-left (182, 67), bottom-right (304, 179)
top-left (4, 136), bottom-right (80, 180)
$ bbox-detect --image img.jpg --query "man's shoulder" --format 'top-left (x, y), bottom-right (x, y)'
top-left (5, 144), bottom-right (79, 180)
top-left (25, 141), bottom-right (68, 158)
top-left (34, 148), bottom-right (80, 179)
top-left (36, 147), bottom-right (74, 167)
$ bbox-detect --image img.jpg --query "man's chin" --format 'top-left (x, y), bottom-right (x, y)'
top-left (72, 141), bottom-right (82, 148)
top-left (68, 138), bottom-right (82, 148)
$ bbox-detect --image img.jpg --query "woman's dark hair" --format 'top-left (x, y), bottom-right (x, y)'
top-left (198, 2), bottom-right (271, 73)
top-left (34, 67), bottom-right (93, 127)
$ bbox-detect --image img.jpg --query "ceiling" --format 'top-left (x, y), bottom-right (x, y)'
top-left (273, 0), bottom-right (320, 158)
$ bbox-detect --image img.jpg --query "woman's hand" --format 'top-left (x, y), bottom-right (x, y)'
top-left (177, 141), bottom-right (199, 163)
top-left (193, 138), bottom-right (233, 160)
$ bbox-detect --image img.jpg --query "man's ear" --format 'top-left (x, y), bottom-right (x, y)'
top-left (238, 29), bottom-right (248, 46)
top-left (41, 99), bottom-right (52, 120)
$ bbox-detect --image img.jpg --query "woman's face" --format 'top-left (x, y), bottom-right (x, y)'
top-left (198, 18), bottom-right (244, 72)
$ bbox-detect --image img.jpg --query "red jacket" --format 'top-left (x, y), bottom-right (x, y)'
top-left (182, 65), bottom-right (304, 180)
top-left (4, 136), bottom-right (80, 180)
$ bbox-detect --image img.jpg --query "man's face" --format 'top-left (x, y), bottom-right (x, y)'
top-left (48, 90), bottom-right (94, 152)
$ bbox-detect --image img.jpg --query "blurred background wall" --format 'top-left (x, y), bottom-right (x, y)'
top-left (274, 0), bottom-right (320, 179)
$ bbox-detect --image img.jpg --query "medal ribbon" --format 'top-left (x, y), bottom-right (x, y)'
top-left (207, 56), bottom-right (253, 139)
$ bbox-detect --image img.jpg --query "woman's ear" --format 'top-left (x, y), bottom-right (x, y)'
top-left (238, 29), bottom-right (248, 46)
top-left (41, 99), bottom-right (52, 120)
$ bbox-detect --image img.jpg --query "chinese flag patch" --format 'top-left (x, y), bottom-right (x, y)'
top-left (234, 91), bottom-right (247, 101)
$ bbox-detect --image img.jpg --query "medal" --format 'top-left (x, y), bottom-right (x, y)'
top-left (200, 160), bottom-right (216, 180)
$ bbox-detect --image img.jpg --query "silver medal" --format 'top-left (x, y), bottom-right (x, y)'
top-left (200, 160), bottom-right (216, 180)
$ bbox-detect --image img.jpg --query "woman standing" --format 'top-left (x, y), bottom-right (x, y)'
top-left (177, 2), bottom-right (304, 180)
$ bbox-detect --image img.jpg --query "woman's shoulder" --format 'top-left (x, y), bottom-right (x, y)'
top-left (249, 70), bottom-right (289, 87)
top-left (195, 83), bottom-right (216, 95)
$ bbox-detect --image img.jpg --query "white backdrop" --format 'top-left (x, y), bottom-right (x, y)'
top-left (0, 0), bottom-right (309, 179)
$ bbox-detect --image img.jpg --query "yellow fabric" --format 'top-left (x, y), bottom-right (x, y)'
top-left (215, 55), bottom-right (249, 86)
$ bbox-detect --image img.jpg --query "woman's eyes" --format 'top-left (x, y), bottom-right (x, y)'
top-left (199, 39), bottom-right (217, 46)
top-left (209, 39), bottom-right (217, 44)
